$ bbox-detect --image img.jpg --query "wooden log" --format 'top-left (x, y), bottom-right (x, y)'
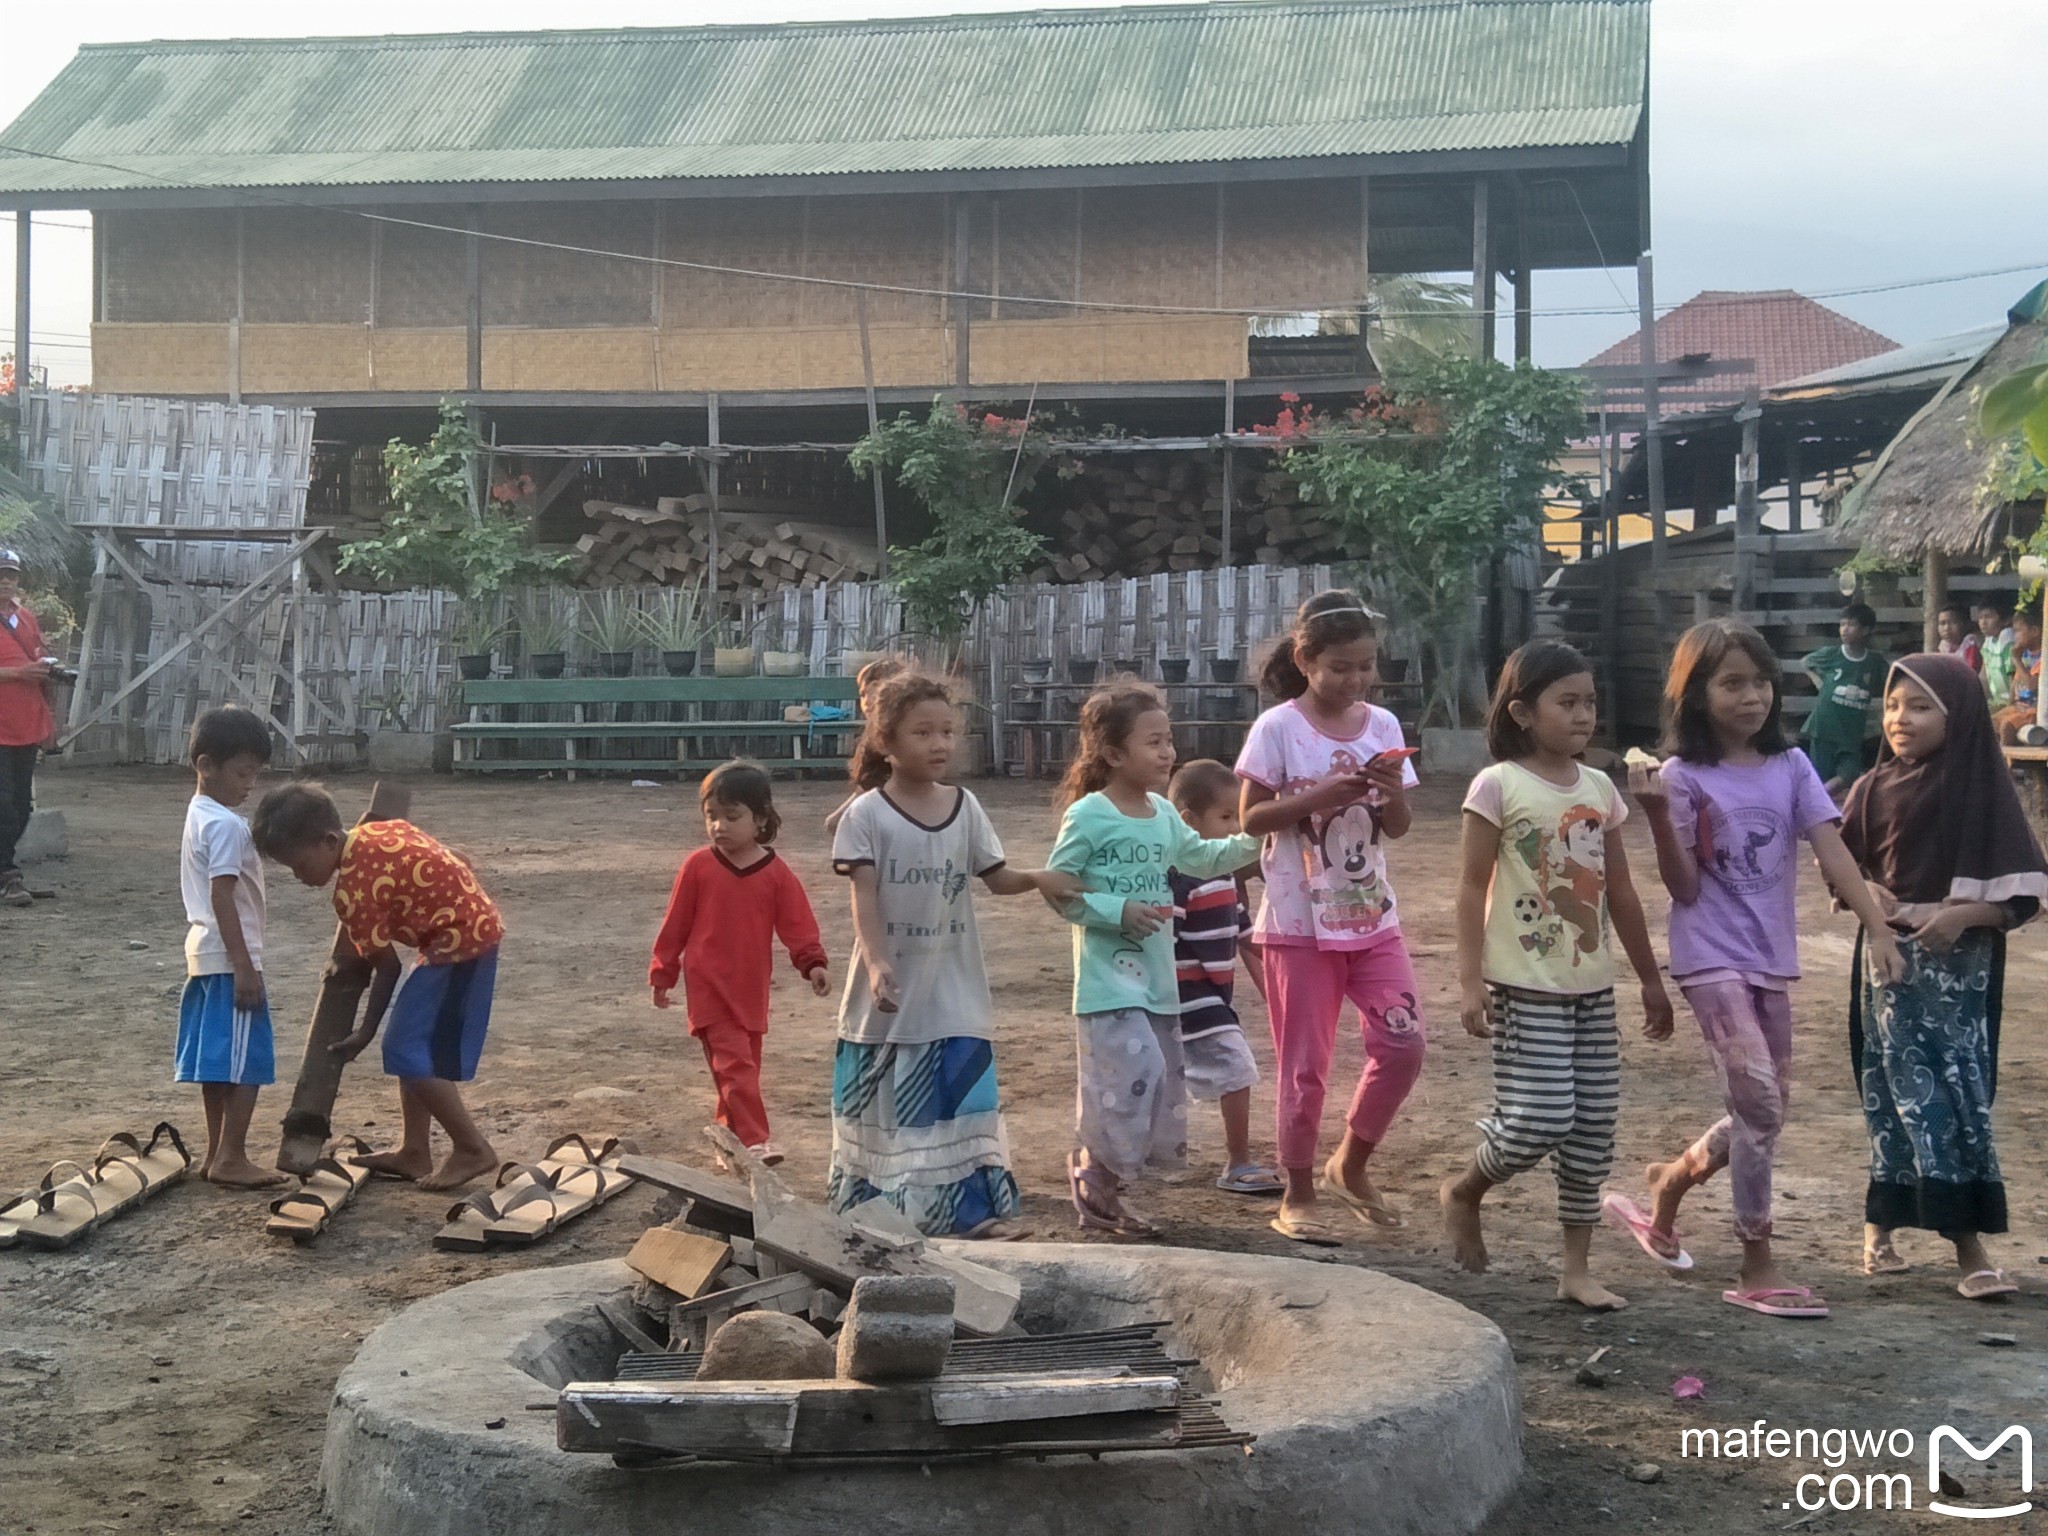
top-left (276, 780), bottom-right (411, 1175)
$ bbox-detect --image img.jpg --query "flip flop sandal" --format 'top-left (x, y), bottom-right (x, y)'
top-left (266, 1139), bottom-right (375, 1243)
top-left (541, 1132), bottom-right (634, 1168)
top-left (1215, 1164), bottom-right (1286, 1195)
top-left (1959, 1269), bottom-right (2019, 1301)
top-left (1602, 1192), bottom-right (1694, 1271)
top-left (1862, 1242), bottom-right (1910, 1275)
top-left (1723, 1287), bottom-right (1830, 1319)
top-left (435, 1175), bottom-right (566, 1251)
top-left (7, 1161), bottom-right (107, 1250)
top-left (1319, 1158), bottom-right (1403, 1228)
top-left (960, 1217), bottom-right (1029, 1241)
top-left (1269, 1210), bottom-right (1343, 1247)
top-left (1066, 1152), bottom-right (1154, 1237)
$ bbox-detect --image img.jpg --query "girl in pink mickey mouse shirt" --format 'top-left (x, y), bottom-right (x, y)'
top-left (1235, 591), bottom-right (1425, 1247)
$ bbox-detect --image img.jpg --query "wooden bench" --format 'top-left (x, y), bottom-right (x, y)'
top-left (452, 676), bottom-right (863, 778)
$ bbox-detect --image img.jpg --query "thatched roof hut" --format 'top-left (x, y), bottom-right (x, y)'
top-left (1840, 282), bottom-right (2048, 561)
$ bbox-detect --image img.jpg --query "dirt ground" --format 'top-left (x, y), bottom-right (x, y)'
top-left (4, 766), bottom-right (2045, 1535)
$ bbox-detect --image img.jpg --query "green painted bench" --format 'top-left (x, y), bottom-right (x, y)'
top-left (452, 675), bottom-right (863, 778)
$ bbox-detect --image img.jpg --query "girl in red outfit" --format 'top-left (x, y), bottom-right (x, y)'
top-left (650, 760), bottom-right (829, 1165)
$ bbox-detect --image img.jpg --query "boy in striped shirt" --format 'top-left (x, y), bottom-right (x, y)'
top-left (1168, 760), bottom-right (1283, 1195)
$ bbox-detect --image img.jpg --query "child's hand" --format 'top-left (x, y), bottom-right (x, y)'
top-left (1909, 903), bottom-right (1975, 954)
top-left (1627, 759), bottom-right (1668, 813)
top-left (806, 966), bottom-right (831, 997)
top-left (232, 964), bottom-right (265, 1012)
top-left (1864, 926), bottom-right (1907, 985)
top-left (652, 986), bottom-right (672, 1009)
top-left (1120, 901), bottom-right (1170, 939)
top-left (1459, 982), bottom-right (1493, 1038)
top-left (1864, 882), bottom-right (1899, 918)
top-left (1035, 868), bottom-right (1085, 905)
top-left (1642, 984), bottom-right (1675, 1040)
top-left (868, 959), bottom-right (901, 1013)
top-left (329, 1026), bottom-right (376, 1062)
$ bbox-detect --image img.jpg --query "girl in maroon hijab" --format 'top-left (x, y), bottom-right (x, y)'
top-left (1840, 654), bottom-right (2048, 1298)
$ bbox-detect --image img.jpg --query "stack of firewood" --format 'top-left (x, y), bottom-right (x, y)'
top-left (575, 496), bottom-right (884, 591)
top-left (1025, 456), bottom-right (1346, 583)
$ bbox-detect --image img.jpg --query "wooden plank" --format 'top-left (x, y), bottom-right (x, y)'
top-left (670, 1271), bottom-right (813, 1319)
top-left (463, 676), bottom-right (860, 706)
top-left (557, 1377), bottom-right (1184, 1459)
top-left (929, 1374), bottom-right (1180, 1426)
top-left (615, 1153), bottom-right (754, 1225)
top-left (625, 1229), bottom-right (733, 1300)
top-left (752, 1204), bottom-right (1021, 1337)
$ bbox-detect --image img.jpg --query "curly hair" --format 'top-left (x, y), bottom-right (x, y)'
top-left (851, 671), bottom-right (957, 790)
top-left (1057, 681), bottom-right (1168, 807)
top-left (1258, 589), bottom-right (1377, 699)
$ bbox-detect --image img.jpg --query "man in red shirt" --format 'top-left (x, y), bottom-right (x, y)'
top-left (0, 549), bottom-right (56, 907)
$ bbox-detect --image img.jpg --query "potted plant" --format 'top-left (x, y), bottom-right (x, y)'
top-left (579, 591), bottom-right (641, 678)
top-left (452, 601), bottom-right (509, 681)
top-left (841, 613), bottom-right (892, 678)
top-left (712, 617), bottom-right (758, 677)
top-left (762, 645), bottom-right (808, 677)
top-left (516, 594), bottom-right (572, 679)
top-left (1067, 657), bottom-right (1099, 685)
top-left (1019, 656), bottom-right (1054, 685)
top-left (1159, 656), bottom-right (1191, 684)
top-left (634, 583), bottom-right (707, 676)
top-left (1209, 656), bottom-right (1242, 684)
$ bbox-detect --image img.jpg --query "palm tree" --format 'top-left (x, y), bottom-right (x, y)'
top-left (1252, 275), bottom-right (1477, 372)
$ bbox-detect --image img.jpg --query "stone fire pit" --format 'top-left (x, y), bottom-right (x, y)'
top-left (323, 1243), bottom-right (1521, 1536)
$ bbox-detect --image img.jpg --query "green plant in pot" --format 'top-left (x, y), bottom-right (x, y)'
top-left (452, 601), bottom-right (510, 681)
top-left (635, 583), bottom-right (708, 676)
top-left (579, 591), bottom-right (642, 678)
top-left (515, 593), bottom-right (573, 679)
top-left (712, 615), bottom-right (759, 677)
top-left (841, 611), bottom-right (894, 678)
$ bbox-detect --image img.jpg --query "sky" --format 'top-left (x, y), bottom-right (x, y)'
top-left (2, 0), bottom-right (2042, 385)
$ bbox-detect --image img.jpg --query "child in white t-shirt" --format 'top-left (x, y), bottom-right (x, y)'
top-left (176, 707), bottom-right (287, 1187)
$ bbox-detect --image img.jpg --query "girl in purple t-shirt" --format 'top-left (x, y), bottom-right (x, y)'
top-left (1610, 621), bottom-right (1902, 1317)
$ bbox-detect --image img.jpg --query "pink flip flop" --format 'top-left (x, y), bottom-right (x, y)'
top-left (1601, 1192), bottom-right (1693, 1271)
top-left (1723, 1287), bottom-right (1829, 1319)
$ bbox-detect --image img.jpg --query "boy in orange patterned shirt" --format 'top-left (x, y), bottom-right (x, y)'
top-left (253, 783), bottom-right (505, 1190)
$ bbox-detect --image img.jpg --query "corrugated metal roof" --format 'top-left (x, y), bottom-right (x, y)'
top-left (1773, 322), bottom-right (2003, 398)
top-left (0, 1), bottom-right (1649, 195)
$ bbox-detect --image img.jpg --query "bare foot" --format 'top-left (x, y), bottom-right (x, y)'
top-left (353, 1147), bottom-right (434, 1183)
top-left (1441, 1177), bottom-right (1489, 1273)
top-left (205, 1158), bottom-right (290, 1190)
top-left (1737, 1260), bottom-right (1795, 1296)
top-left (419, 1144), bottom-right (499, 1191)
top-left (1558, 1272), bottom-right (1628, 1310)
top-left (1644, 1159), bottom-right (1690, 1237)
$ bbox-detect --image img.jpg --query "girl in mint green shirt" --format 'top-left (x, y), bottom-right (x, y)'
top-left (1047, 683), bottom-right (1258, 1237)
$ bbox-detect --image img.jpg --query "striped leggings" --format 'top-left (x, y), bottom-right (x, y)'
top-left (1474, 985), bottom-right (1620, 1227)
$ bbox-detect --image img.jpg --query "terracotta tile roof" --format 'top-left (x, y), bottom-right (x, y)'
top-left (1581, 289), bottom-right (1897, 413)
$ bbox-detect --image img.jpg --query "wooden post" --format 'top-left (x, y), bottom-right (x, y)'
top-left (1923, 550), bottom-right (1948, 655)
top-left (465, 210), bottom-right (482, 393)
top-left (1470, 178), bottom-right (1493, 360)
top-left (1785, 434), bottom-right (1804, 532)
top-left (1636, 253), bottom-right (1668, 575)
top-left (1733, 390), bottom-right (1761, 612)
top-left (952, 195), bottom-right (973, 388)
top-left (229, 209), bottom-right (244, 406)
top-left (1512, 178), bottom-right (1533, 364)
top-left (277, 780), bottom-right (413, 1174)
top-left (856, 291), bottom-right (889, 576)
top-left (1221, 378), bottom-right (1236, 564)
top-left (1356, 174), bottom-right (1372, 370)
top-left (706, 393), bottom-right (722, 607)
top-left (13, 208), bottom-right (29, 436)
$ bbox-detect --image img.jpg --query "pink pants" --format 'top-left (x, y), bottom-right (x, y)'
top-left (1677, 979), bottom-right (1793, 1242)
top-left (1263, 940), bottom-right (1427, 1169)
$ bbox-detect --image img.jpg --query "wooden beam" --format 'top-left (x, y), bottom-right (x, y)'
top-left (1734, 392), bottom-right (1762, 612)
top-left (277, 780), bottom-right (412, 1173)
top-left (615, 1152), bottom-right (754, 1226)
top-left (952, 193), bottom-right (973, 388)
top-left (1470, 176), bottom-right (1492, 359)
top-left (1512, 178), bottom-right (1533, 364)
top-left (1220, 378), bottom-right (1236, 563)
top-left (13, 209), bottom-right (29, 436)
top-left (856, 289), bottom-right (889, 576)
top-left (1785, 435), bottom-right (1804, 532)
top-left (466, 209), bottom-right (482, 393)
top-left (706, 392), bottom-right (721, 606)
top-left (1637, 252), bottom-right (1668, 574)
top-left (1923, 550), bottom-right (1949, 655)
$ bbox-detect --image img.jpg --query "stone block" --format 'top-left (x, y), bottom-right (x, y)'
top-left (834, 1274), bottom-right (954, 1382)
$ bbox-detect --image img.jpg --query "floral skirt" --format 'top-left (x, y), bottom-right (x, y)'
top-left (1849, 928), bottom-right (2007, 1235)
top-left (827, 1035), bottom-right (1020, 1236)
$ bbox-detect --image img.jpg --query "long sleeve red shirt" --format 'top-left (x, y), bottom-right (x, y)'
top-left (649, 847), bottom-right (827, 1035)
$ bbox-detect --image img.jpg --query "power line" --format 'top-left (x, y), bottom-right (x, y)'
top-left (0, 211), bottom-right (93, 233)
top-left (0, 140), bottom-right (2041, 321)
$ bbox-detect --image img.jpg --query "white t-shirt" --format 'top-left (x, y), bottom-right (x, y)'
top-left (182, 794), bottom-right (266, 976)
top-left (1234, 698), bottom-right (1417, 950)
top-left (831, 786), bottom-right (1006, 1046)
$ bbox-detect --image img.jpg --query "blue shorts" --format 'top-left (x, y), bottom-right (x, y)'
top-left (174, 974), bottom-right (276, 1086)
top-left (383, 948), bottom-right (499, 1083)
